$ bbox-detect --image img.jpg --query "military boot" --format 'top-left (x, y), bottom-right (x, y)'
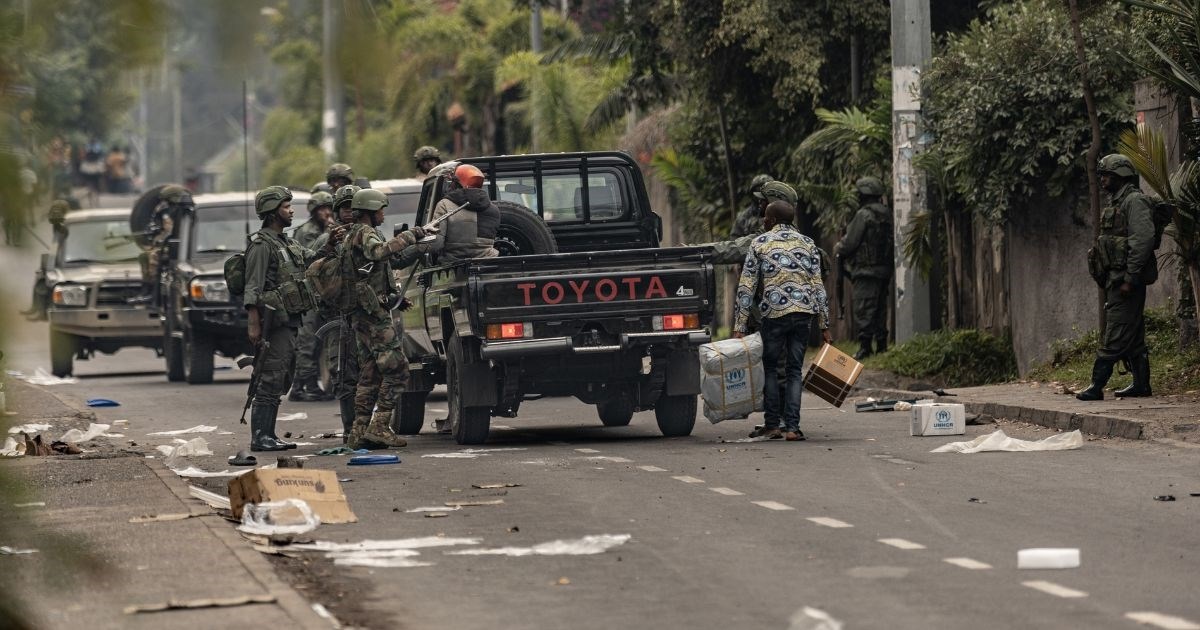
top-left (346, 413), bottom-right (374, 450)
top-left (853, 338), bottom-right (873, 361)
top-left (363, 411), bottom-right (407, 448)
top-left (1075, 359), bottom-right (1114, 401)
top-left (875, 338), bottom-right (888, 354)
top-left (338, 397), bottom-right (356, 443)
top-left (249, 405), bottom-right (289, 452)
top-left (288, 378), bottom-right (322, 402)
top-left (1115, 353), bottom-right (1152, 398)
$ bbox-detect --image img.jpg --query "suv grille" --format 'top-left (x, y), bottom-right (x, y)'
top-left (95, 282), bottom-right (141, 306)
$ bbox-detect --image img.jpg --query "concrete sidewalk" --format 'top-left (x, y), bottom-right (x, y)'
top-left (855, 370), bottom-right (1200, 442)
top-left (0, 380), bottom-right (329, 630)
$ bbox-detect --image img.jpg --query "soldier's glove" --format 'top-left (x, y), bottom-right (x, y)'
top-left (408, 225), bottom-right (427, 241)
top-left (397, 297), bottom-right (414, 311)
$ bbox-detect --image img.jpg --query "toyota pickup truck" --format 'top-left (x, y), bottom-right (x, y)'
top-left (397, 151), bottom-right (715, 444)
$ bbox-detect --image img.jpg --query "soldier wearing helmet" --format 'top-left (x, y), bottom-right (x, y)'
top-left (242, 186), bottom-right (338, 452)
top-left (340, 188), bottom-right (433, 449)
top-left (1078, 154), bottom-right (1157, 401)
top-left (413, 145), bottom-right (442, 178)
top-left (332, 184), bottom-right (361, 226)
top-left (834, 176), bottom-right (894, 360)
top-left (311, 182), bottom-right (334, 195)
top-left (287, 190), bottom-right (337, 403)
top-left (425, 162), bottom-right (500, 263)
top-left (731, 174), bottom-right (775, 239)
top-left (129, 184), bottom-right (196, 304)
top-left (21, 200), bottom-right (74, 320)
top-left (326, 163), bottom-right (354, 191)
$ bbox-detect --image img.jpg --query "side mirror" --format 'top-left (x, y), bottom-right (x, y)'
top-left (166, 239), bottom-right (180, 260)
top-left (394, 223), bottom-right (409, 237)
top-left (40, 253), bottom-right (50, 271)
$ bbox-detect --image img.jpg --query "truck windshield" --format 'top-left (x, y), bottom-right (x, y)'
top-left (494, 170), bottom-right (625, 222)
top-left (193, 203), bottom-right (253, 254)
top-left (61, 220), bottom-right (142, 264)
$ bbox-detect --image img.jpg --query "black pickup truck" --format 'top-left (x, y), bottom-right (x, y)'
top-left (398, 151), bottom-right (716, 444)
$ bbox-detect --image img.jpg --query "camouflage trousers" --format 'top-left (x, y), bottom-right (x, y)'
top-left (1098, 282), bottom-right (1147, 362)
top-left (292, 308), bottom-right (326, 383)
top-left (252, 323), bottom-right (297, 408)
top-left (325, 313), bottom-right (361, 401)
top-left (852, 276), bottom-right (889, 344)
top-left (350, 312), bottom-right (409, 420)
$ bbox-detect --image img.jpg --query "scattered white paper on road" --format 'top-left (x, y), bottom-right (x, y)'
top-left (7, 423), bottom-right (51, 434)
top-left (0, 546), bottom-right (39, 555)
top-left (333, 557), bottom-right (434, 568)
top-left (0, 437), bottom-right (24, 457)
top-left (170, 466), bottom-right (252, 478)
top-left (788, 606), bottom-right (844, 630)
top-left (156, 438), bottom-right (213, 467)
top-left (292, 537), bottom-right (481, 552)
top-left (421, 448), bottom-right (527, 459)
top-left (12, 368), bottom-right (77, 386)
top-left (405, 506), bottom-right (463, 513)
top-left (931, 430), bottom-right (1083, 454)
top-left (59, 423), bottom-right (112, 443)
top-left (446, 534), bottom-right (631, 557)
top-left (278, 413), bottom-right (308, 422)
top-left (147, 425), bottom-right (218, 436)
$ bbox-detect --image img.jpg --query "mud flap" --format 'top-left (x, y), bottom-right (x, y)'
top-left (460, 361), bottom-right (498, 407)
top-left (664, 349), bottom-right (700, 396)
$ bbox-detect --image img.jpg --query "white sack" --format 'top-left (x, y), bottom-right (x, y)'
top-left (700, 334), bottom-right (764, 423)
top-left (59, 423), bottom-right (111, 443)
top-left (931, 429), bottom-right (1083, 454)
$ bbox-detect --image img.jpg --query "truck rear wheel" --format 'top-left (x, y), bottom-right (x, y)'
top-left (597, 394), bottom-right (634, 427)
top-left (393, 391), bottom-right (428, 435)
top-left (448, 336), bottom-right (490, 445)
top-left (655, 394), bottom-right (697, 437)
top-left (494, 201), bottom-right (558, 256)
top-left (50, 329), bottom-right (75, 377)
top-left (183, 329), bottom-right (214, 384)
top-left (163, 317), bottom-right (185, 382)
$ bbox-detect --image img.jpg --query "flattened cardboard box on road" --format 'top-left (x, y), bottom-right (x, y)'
top-left (228, 469), bottom-right (357, 523)
top-left (803, 344), bottom-right (863, 408)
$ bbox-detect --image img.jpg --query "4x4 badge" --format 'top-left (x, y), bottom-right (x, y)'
top-left (675, 286), bottom-right (694, 297)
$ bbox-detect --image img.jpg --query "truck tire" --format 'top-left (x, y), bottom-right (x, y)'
top-left (183, 329), bottom-right (215, 384)
top-left (448, 335), bottom-right (490, 445)
top-left (655, 394), bottom-right (697, 437)
top-left (393, 391), bottom-right (428, 435)
top-left (163, 317), bottom-right (185, 382)
top-left (50, 329), bottom-right (75, 377)
top-left (597, 394), bottom-right (634, 427)
top-left (494, 201), bottom-right (558, 257)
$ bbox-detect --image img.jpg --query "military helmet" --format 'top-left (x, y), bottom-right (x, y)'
top-left (413, 145), bottom-right (441, 161)
top-left (311, 182), bottom-right (333, 194)
top-left (307, 191), bottom-right (334, 213)
top-left (749, 174), bottom-right (774, 193)
top-left (1098, 154), bottom-right (1137, 178)
top-left (755, 181), bottom-right (798, 206)
top-left (326, 162), bottom-right (354, 183)
top-left (254, 185), bottom-right (293, 217)
top-left (48, 199), bottom-right (70, 224)
top-left (333, 184), bottom-right (361, 210)
top-left (160, 184), bottom-right (193, 206)
top-left (351, 188), bottom-right (388, 213)
top-left (855, 176), bottom-right (886, 197)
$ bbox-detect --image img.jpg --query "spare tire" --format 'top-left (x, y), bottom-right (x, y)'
top-left (494, 200), bottom-right (557, 256)
top-left (130, 184), bottom-right (168, 248)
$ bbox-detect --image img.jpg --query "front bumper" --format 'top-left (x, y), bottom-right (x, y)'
top-left (49, 307), bottom-right (162, 339)
top-left (479, 328), bottom-right (710, 360)
top-left (184, 304), bottom-right (247, 338)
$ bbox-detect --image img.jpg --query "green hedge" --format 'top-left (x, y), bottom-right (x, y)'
top-left (869, 329), bottom-right (1017, 386)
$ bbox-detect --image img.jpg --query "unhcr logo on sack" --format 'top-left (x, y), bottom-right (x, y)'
top-left (933, 409), bottom-right (954, 430)
top-left (725, 369), bottom-right (747, 390)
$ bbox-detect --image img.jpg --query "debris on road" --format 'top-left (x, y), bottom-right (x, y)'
top-left (0, 546), bottom-right (38, 555)
top-left (892, 401), bottom-right (914, 411)
top-left (7, 423), bottom-right (51, 434)
top-left (123, 594), bottom-right (277, 615)
top-left (931, 430), bottom-right (1083, 454)
top-left (788, 606), bottom-right (844, 630)
top-left (170, 466), bottom-right (250, 479)
top-left (1, 437), bottom-right (24, 457)
top-left (421, 447), bottom-right (527, 459)
top-left (9, 368), bottom-right (77, 386)
top-left (348, 454), bottom-right (400, 465)
top-left (129, 513), bottom-right (206, 523)
top-left (699, 333), bottom-right (764, 423)
top-left (317, 446), bottom-right (365, 456)
top-left (85, 398), bottom-right (120, 407)
top-left (59, 423), bottom-right (116, 443)
top-left (967, 497), bottom-right (987, 504)
top-left (444, 499), bottom-right (504, 507)
top-left (1018, 548), bottom-right (1081, 569)
top-left (229, 469), bottom-right (356, 523)
top-left (1154, 495), bottom-right (1177, 502)
top-left (291, 537), bottom-right (481, 552)
top-left (277, 456), bottom-right (305, 469)
top-left (425, 512), bottom-right (450, 518)
top-left (147, 425), bottom-right (218, 436)
top-left (911, 403), bottom-right (966, 436)
top-left (13, 502), bottom-right (45, 508)
top-left (188, 485), bottom-right (231, 510)
top-left (156, 437), bottom-right (213, 466)
top-left (446, 533), bottom-right (631, 557)
top-left (228, 450), bottom-right (257, 467)
top-left (556, 577), bottom-right (571, 586)
top-left (277, 412), bottom-right (308, 422)
top-left (50, 441), bottom-right (81, 455)
top-left (472, 483), bottom-right (522, 489)
top-left (406, 506), bottom-right (463, 513)
top-left (237, 498), bottom-right (320, 536)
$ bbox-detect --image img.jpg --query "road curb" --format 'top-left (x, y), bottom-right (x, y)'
top-left (852, 387), bottom-right (1146, 440)
top-left (144, 458), bottom-right (331, 630)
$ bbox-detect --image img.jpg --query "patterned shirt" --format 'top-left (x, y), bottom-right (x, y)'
top-left (734, 224), bottom-right (830, 333)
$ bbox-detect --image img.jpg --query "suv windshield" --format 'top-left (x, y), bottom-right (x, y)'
top-left (61, 220), bottom-right (142, 264)
top-left (193, 203), bottom-right (253, 254)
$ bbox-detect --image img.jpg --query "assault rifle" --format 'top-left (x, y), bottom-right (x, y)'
top-left (835, 253), bottom-right (847, 320)
top-left (237, 305), bottom-right (275, 424)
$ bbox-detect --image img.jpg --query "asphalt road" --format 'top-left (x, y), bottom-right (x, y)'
top-left (3, 306), bottom-right (1200, 630)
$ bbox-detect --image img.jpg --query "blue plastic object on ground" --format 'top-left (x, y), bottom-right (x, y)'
top-left (347, 454), bottom-right (400, 466)
top-left (86, 398), bottom-right (120, 407)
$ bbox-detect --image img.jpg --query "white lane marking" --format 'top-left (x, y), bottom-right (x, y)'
top-left (672, 475), bottom-right (705, 484)
top-left (583, 456), bottom-right (632, 463)
top-left (1022, 580), bottom-right (1087, 599)
top-left (709, 487), bottom-right (744, 496)
top-left (1125, 612), bottom-right (1200, 630)
top-left (943, 557), bottom-right (992, 570)
top-left (807, 517), bottom-right (853, 528)
top-left (877, 538), bottom-right (925, 550)
top-left (752, 501), bottom-right (795, 511)
top-left (574, 448), bottom-right (600, 453)
top-left (636, 465), bottom-right (666, 472)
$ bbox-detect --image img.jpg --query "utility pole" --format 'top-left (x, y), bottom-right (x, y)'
top-left (172, 66), bottom-right (183, 184)
top-left (890, 0), bottom-right (933, 342)
top-left (530, 1), bottom-right (543, 153)
top-left (321, 0), bottom-right (344, 160)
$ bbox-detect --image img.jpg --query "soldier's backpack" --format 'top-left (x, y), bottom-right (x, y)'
top-left (224, 253), bottom-right (246, 298)
top-left (1151, 199), bottom-right (1175, 251)
top-left (305, 241), bottom-right (358, 313)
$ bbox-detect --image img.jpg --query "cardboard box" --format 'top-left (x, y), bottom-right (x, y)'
top-left (802, 343), bottom-right (864, 408)
top-left (910, 402), bottom-right (966, 436)
top-left (228, 469), bottom-right (357, 523)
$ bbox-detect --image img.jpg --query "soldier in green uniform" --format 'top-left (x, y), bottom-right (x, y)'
top-left (324, 184), bottom-right (363, 436)
top-left (242, 186), bottom-right (334, 451)
top-left (22, 200), bottom-right (72, 321)
top-left (288, 191), bottom-right (335, 402)
top-left (731, 174), bottom-right (774, 239)
top-left (130, 185), bottom-right (194, 304)
top-left (326, 163), bottom-right (354, 192)
top-left (834, 176), bottom-right (894, 360)
top-left (342, 188), bottom-right (430, 448)
top-left (1078, 154), bottom-right (1158, 401)
top-left (414, 146), bottom-right (442, 179)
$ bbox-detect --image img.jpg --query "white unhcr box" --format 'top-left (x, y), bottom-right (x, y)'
top-left (699, 334), bottom-right (764, 424)
top-left (911, 402), bottom-right (966, 436)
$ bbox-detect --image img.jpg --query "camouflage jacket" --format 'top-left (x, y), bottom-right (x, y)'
top-left (730, 204), bottom-right (763, 239)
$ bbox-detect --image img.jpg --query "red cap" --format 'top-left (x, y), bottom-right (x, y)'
top-left (454, 164), bottom-right (485, 188)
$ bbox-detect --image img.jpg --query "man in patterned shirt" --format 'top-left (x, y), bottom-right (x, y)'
top-left (733, 200), bottom-right (832, 441)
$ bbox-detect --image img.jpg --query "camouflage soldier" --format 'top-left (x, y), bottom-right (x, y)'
top-left (342, 188), bottom-right (431, 448)
top-left (324, 184), bottom-right (363, 436)
top-left (311, 182), bottom-right (334, 195)
top-left (242, 186), bottom-right (333, 451)
top-left (326, 163), bottom-right (354, 192)
top-left (730, 174), bottom-right (774, 239)
top-left (1078, 154), bottom-right (1157, 401)
top-left (130, 185), bottom-right (194, 304)
top-left (834, 176), bottom-right (894, 360)
top-left (288, 191), bottom-right (336, 402)
top-left (22, 200), bottom-right (72, 320)
top-left (414, 146), bottom-right (442, 179)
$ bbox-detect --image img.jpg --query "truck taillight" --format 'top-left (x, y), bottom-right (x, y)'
top-left (486, 322), bottom-right (532, 340)
top-left (653, 313), bottom-right (699, 331)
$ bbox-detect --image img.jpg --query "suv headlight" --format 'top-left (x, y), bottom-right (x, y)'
top-left (190, 277), bottom-right (231, 304)
top-left (52, 284), bottom-right (89, 307)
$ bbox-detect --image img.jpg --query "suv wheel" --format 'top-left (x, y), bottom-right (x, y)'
top-left (50, 329), bottom-right (75, 377)
top-left (183, 329), bottom-right (215, 384)
top-left (163, 316), bottom-right (185, 382)
top-left (654, 394), bottom-right (697, 437)
top-left (448, 335), bottom-right (490, 445)
top-left (597, 392), bottom-right (634, 427)
top-left (393, 391), bottom-right (428, 435)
